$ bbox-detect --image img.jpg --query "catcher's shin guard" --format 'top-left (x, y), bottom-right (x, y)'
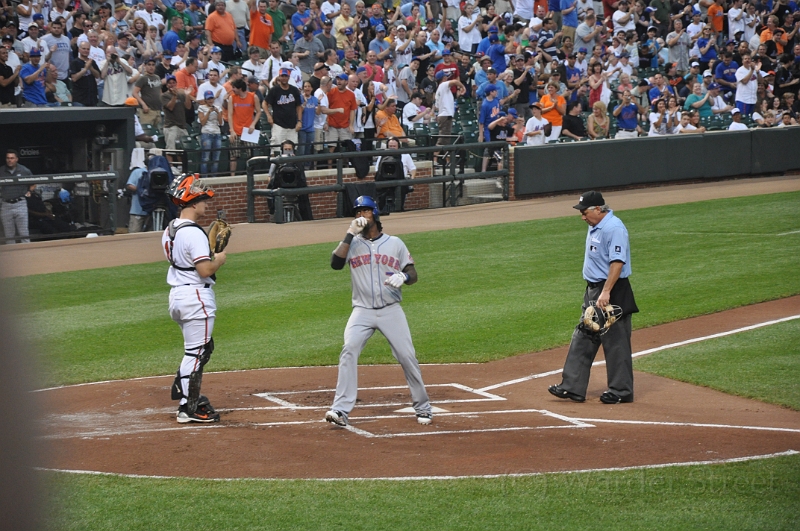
top-left (171, 370), bottom-right (186, 400)
top-left (186, 338), bottom-right (215, 414)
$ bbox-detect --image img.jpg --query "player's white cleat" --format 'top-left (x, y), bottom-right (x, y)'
top-left (416, 413), bottom-right (432, 425)
top-left (325, 410), bottom-right (348, 427)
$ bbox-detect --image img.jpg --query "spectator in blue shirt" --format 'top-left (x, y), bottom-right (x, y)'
top-left (476, 68), bottom-right (508, 99)
top-left (21, 49), bottom-right (49, 106)
top-left (369, 24), bottom-right (391, 67)
top-left (478, 83), bottom-right (501, 140)
top-left (487, 34), bottom-right (507, 73)
top-left (477, 26), bottom-right (499, 55)
top-left (292, 1), bottom-right (313, 42)
top-left (713, 52), bottom-right (739, 95)
top-left (612, 89), bottom-right (640, 138)
top-left (560, 0), bottom-right (579, 41)
top-left (162, 17), bottom-right (184, 54)
top-left (299, 80), bottom-right (319, 159)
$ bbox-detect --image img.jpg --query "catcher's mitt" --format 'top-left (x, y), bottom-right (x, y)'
top-left (207, 219), bottom-right (232, 254)
top-left (578, 302), bottom-right (623, 337)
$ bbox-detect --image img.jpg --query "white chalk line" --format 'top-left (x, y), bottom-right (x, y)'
top-left (478, 314), bottom-right (800, 393)
top-left (33, 362), bottom-right (480, 393)
top-left (34, 450), bottom-right (799, 482)
top-left (569, 418), bottom-right (800, 434)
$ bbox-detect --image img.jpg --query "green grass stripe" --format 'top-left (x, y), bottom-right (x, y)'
top-left (43, 454), bottom-right (800, 531)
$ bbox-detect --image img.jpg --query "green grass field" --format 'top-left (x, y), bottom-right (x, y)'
top-left (7, 191), bottom-right (799, 529)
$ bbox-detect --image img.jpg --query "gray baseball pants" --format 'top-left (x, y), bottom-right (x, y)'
top-left (331, 303), bottom-right (431, 416)
top-left (560, 285), bottom-right (634, 400)
top-left (1, 201), bottom-right (30, 244)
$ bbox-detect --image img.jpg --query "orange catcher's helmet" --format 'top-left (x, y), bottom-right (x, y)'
top-left (168, 173), bottom-right (215, 206)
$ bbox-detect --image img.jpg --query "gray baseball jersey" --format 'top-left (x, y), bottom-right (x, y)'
top-left (346, 233), bottom-right (414, 309)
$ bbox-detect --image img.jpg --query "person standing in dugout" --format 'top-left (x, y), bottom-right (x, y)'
top-left (549, 191), bottom-right (639, 404)
top-left (163, 175), bottom-right (227, 423)
top-left (325, 196), bottom-right (433, 427)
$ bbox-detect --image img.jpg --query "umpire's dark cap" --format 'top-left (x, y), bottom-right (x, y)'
top-left (574, 191), bottom-right (605, 210)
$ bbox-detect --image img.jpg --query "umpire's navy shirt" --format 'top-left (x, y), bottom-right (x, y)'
top-left (583, 210), bottom-right (632, 283)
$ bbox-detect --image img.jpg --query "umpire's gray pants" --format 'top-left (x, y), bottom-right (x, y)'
top-left (560, 285), bottom-right (634, 400)
top-left (331, 304), bottom-right (431, 416)
top-left (1, 201), bottom-right (30, 244)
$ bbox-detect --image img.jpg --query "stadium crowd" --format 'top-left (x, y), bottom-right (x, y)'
top-left (1, 0), bottom-right (799, 167)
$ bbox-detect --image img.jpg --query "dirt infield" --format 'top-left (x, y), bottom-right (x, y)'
top-left (18, 176), bottom-right (800, 479)
top-left (38, 297), bottom-right (800, 480)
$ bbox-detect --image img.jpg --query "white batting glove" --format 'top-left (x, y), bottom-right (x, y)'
top-left (384, 272), bottom-right (408, 288)
top-left (347, 217), bottom-right (368, 235)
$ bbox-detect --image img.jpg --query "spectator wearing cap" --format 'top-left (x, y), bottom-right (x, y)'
top-left (476, 25), bottom-right (498, 56)
top-left (402, 90), bottom-right (432, 128)
top-left (20, 48), bottom-right (48, 107)
top-left (368, 23), bottom-right (391, 68)
top-left (666, 18), bottom-right (691, 74)
top-left (162, 17), bottom-right (185, 54)
top-left (728, 107), bottom-right (748, 130)
top-left (333, 2), bottom-right (356, 49)
top-left (707, 82), bottom-right (734, 114)
top-left (524, 102), bottom-right (549, 146)
top-left (325, 72), bottom-right (357, 146)
top-left (511, 54), bottom-right (537, 121)
top-left (295, 24), bottom-right (325, 80)
top-left (242, 45), bottom-right (266, 79)
top-left (156, 51), bottom-right (178, 81)
top-left (457, 4), bottom-right (481, 55)
top-left (133, 58), bottom-right (163, 125)
top-left (316, 18), bottom-right (337, 51)
top-left (485, 32), bottom-right (507, 73)
top-left (206, 1), bottom-right (241, 61)
top-left (161, 74), bottom-right (193, 152)
top-left (433, 69), bottom-right (465, 164)
top-left (69, 41), bottom-right (100, 106)
top-left (309, 61), bottom-right (329, 91)
top-left (107, 3), bottom-right (132, 36)
top-left (713, 52), bottom-right (739, 95)
top-left (478, 82), bottom-right (500, 151)
top-left (394, 24), bottom-right (413, 68)
top-left (476, 67), bottom-right (508, 100)
top-left (263, 65), bottom-right (303, 152)
top-left (175, 56), bottom-right (199, 122)
top-left (679, 60), bottom-right (702, 97)
top-left (286, 53), bottom-right (304, 88)
top-left (473, 55), bottom-right (491, 90)
top-left (396, 55), bottom-right (419, 104)
top-left (248, 0), bottom-right (274, 58)
top-left (21, 22), bottom-right (46, 60)
top-left (434, 49), bottom-right (459, 85)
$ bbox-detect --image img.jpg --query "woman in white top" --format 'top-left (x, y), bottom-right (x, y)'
top-left (666, 95), bottom-right (682, 133)
top-left (648, 98), bottom-right (669, 136)
top-left (457, 4), bottom-right (482, 54)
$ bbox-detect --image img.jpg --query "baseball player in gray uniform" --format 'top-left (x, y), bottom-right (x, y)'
top-left (325, 196), bottom-right (433, 427)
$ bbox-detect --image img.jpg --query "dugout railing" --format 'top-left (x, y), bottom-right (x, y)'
top-left (245, 141), bottom-right (511, 224)
top-left (0, 170), bottom-right (118, 243)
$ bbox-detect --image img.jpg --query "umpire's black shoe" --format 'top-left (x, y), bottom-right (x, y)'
top-left (599, 391), bottom-right (633, 404)
top-left (548, 384), bottom-right (586, 403)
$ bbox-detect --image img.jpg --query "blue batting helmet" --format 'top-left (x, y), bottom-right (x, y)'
top-left (353, 196), bottom-right (379, 218)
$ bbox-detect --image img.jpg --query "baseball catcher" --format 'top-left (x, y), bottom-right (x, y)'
top-left (163, 174), bottom-right (227, 423)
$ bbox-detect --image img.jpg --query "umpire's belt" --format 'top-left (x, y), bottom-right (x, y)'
top-left (619, 128), bottom-right (636, 132)
top-left (586, 280), bottom-right (605, 289)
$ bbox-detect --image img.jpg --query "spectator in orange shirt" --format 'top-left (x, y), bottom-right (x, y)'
top-left (325, 73), bottom-right (358, 148)
top-left (375, 98), bottom-right (409, 144)
top-left (227, 77), bottom-right (262, 174)
top-left (205, 1), bottom-right (241, 62)
top-left (175, 57), bottom-right (199, 123)
top-left (707, 0), bottom-right (724, 45)
top-left (248, 0), bottom-right (275, 58)
top-left (540, 82), bottom-right (566, 142)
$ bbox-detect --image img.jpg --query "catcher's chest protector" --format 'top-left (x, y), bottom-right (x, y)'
top-left (165, 220), bottom-right (209, 272)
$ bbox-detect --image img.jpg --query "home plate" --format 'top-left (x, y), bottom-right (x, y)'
top-left (394, 406), bottom-right (450, 413)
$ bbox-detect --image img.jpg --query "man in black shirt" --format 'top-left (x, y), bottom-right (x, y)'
top-left (1, 149), bottom-right (32, 244)
top-left (69, 41), bottom-right (101, 107)
top-left (561, 100), bottom-right (587, 139)
top-left (412, 33), bottom-right (434, 83)
top-left (511, 54), bottom-right (536, 121)
top-left (264, 67), bottom-right (303, 154)
top-left (0, 47), bottom-right (19, 107)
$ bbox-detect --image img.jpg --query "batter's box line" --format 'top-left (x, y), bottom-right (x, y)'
top-left (251, 409), bottom-right (594, 438)
top-left (253, 383), bottom-right (506, 410)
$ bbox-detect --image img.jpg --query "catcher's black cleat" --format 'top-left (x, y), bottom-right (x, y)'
top-left (324, 410), bottom-right (348, 427)
top-left (548, 384), bottom-right (586, 403)
top-left (600, 391), bottom-right (633, 404)
top-left (177, 404), bottom-right (220, 423)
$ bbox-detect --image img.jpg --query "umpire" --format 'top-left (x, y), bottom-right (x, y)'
top-left (549, 191), bottom-right (639, 404)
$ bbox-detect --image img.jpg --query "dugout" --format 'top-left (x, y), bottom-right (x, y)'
top-left (0, 108), bottom-right (135, 231)
top-left (513, 128), bottom-right (800, 196)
